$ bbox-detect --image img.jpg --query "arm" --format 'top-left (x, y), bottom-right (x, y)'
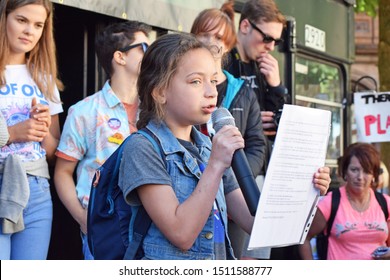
top-left (256, 53), bottom-right (286, 135)
top-left (7, 118), bottom-right (49, 144)
top-left (242, 89), bottom-right (266, 177)
top-left (7, 99), bottom-right (59, 163)
top-left (137, 125), bottom-right (244, 251)
top-left (300, 167), bottom-right (331, 259)
top-left (314, 167), bottom-right (331, 196)
top-left (257, 53), bottom-right (281, 88)
top-left (41, 114), bottom-right (60, 165)
top-left (299, 209), bottom-right (327, 259)
top-left (226, 187), bottom-right (254, 234)
top-left (264, 85), bottom-right (286, 112)
top-left (373, 217), bottom-right (390, 260)
top-left (257, 53), bottom-right (285, 112)
top-left (388, 220), bottom-right (390, 247)
top-left (54, 157), bottom-right (88, 234)
top-left (29, 98), bottom-right (58, 158)
top-left (261, 84), bottom-right (285, 136)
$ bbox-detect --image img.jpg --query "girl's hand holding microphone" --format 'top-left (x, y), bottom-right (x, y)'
top-left (209, 125), bottom-right (245, 171)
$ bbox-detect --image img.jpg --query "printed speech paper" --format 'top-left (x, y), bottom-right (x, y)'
top-left (249, 104), bottom-right (331, 248)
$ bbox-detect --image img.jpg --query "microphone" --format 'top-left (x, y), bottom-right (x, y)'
top-left (212, 108), bottom-right (260, 216)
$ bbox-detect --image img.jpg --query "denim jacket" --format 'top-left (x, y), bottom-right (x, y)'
top-left (132, 120), bottom-right (235, 260)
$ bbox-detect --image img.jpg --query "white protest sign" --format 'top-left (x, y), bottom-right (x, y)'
top-left (354, 91), bottom-right (390, 143)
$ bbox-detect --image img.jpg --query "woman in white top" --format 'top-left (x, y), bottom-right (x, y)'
top-left (0, 0), bottom-right (63, 260)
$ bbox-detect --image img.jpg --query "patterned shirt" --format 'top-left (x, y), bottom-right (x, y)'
top-left (56, 81), bottom-right (138, 208)
top-left (0, 65), bottom-right (63, 164)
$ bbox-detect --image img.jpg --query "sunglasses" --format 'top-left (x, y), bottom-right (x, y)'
top-left (248, 20), bottom-right (283, 46)
top-left (118, 42), bottom-right (149, 53)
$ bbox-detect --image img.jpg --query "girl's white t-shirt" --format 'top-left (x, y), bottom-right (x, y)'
top-left (0, 64), bottom-right (63, 163)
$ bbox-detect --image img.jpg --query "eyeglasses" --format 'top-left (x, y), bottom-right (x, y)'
top-left (248, 20), bottom-right (283, 46)
top-left (118, 42), bottom-right (149, 53)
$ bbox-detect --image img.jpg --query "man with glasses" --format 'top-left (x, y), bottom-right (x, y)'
top-left (226, 0), bottom-right (286, 134)
top-left (225, 0), bottom-right (287, 260)
top-left (54, 21), bottom-right (150, 260)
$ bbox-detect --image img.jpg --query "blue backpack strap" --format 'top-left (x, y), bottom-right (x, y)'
top-left (123, 206), bottom-right (152, 260)
top-left (123, 128), bottom-right (164, 260)
top-left (107, 135), bottom-right (134, 215)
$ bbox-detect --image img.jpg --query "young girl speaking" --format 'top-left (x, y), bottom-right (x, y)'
top-left (119, 33), bottom-right (330, 260)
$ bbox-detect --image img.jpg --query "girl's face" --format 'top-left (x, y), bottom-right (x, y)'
top-left (345, 156), bottom-right (374, 192)
top-left (6, 4), bottom-right (47, 64)
top-left (196, 21), bottom-right (228, 58)
top-left (163, 48), bottom-right (218, 130)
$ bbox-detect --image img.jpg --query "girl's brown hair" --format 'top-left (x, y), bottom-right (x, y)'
top-left (137, 33), bottom-right (208, 129)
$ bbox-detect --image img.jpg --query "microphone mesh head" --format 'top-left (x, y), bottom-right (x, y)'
top-left (211, 107), bottom-right (235, 133)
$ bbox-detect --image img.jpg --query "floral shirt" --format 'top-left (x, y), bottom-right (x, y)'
top-left (56, 81), bottom-right (137, 208)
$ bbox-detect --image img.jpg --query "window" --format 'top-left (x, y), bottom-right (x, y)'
top-left (294, 56), bottom-right (343, 167)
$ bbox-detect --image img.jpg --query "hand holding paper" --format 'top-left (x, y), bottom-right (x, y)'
top-left (249, 104), bottom-right (331, 248)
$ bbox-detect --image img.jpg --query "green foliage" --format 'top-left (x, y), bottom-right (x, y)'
top-left (355, 0), bottom-right (379, 17)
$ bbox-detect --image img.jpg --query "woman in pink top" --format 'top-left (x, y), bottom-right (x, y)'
top-left (300, 143), bottom-right (390, 260)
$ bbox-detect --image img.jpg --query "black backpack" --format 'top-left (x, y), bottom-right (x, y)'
top-left (316, 188), bottom-right (389, 260)
top-left (87, 128), bottom-right (163, 260)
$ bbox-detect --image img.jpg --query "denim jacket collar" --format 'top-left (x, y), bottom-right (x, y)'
top-left (146, 119), bottom-right (211, 156)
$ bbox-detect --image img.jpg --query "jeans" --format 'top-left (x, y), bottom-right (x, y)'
top-left (0, 175), bottom-right (53, 260)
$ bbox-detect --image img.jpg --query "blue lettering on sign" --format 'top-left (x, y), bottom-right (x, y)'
top-left (34, 85), bottom-right (44, 98)
top-left (0, 83), bottom-right (44, 97)
top-left (22, 84), bottom-right (34, 96)
top-left (0, 84), bottom-right (18, 95)
top-left (0, 85), bottom-right (9, 95)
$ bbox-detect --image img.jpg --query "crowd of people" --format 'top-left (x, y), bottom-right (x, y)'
top-left (0, 0), bottom-right (388, 260)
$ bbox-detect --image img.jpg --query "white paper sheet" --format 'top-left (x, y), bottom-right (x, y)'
top-left (249, 104), bottom-right (331, 248)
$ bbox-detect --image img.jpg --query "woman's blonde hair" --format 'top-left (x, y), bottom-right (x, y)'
top-left (0, 0), bottom-right (63, 102)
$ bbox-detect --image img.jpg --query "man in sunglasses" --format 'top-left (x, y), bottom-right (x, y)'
top-left (225, 0), bottom-right (287, 260)
top-left (226, 0), bottom-right (286, 135)
top-left (54, 21), bottom-right (150, 260)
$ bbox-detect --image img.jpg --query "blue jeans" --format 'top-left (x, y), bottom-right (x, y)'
top-left (0, 175), bottom-right (53, 260)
